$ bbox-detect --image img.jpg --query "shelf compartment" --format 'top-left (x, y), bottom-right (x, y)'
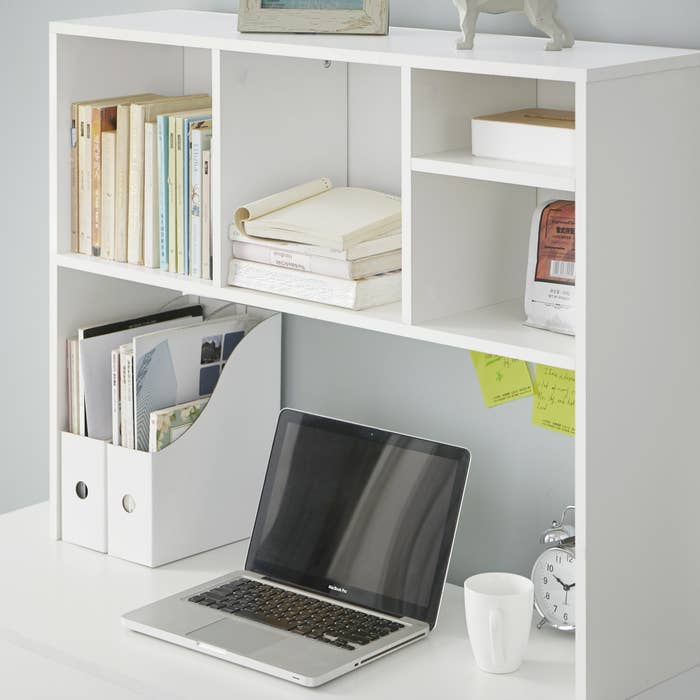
top-left (409, 171), bottom-right (534, 325)
top-left (412, 148), bottom-right (575, 191)
top-left (216, 51), bottom-right (349, 287)
top-left (52, 34), bottom-right (212, 261)
top-left (215, 52), bottom-right (402, 288)
top-left (409, 69), bottom-right (575, 193)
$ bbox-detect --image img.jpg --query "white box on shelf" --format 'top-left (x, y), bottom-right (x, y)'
top-left (106, 313), bottom-right (281, 567)
top-left (472, 108), bottom-right (575, 168)
top-left (60, 432), bottom-right (108, 553)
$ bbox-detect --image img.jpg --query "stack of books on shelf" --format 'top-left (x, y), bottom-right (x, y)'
top-left (71, 93), bottom-right (214, 279)
top-left (228, 178), bottom-right (402, 310)
top-left (66, 306), bottom-right (260, 452)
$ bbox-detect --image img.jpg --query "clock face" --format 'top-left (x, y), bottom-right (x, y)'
top-left (532, 547), bottom-right (575, 630)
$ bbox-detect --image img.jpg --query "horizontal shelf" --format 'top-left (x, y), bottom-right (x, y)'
top-left (215, 289), bottom-right (574, 369)
top-left (56, 253), bottom-right (574, 369)
top-left (412, 149), bottom-right (576, 191)
top-left (56, 252), bottom-right (215, 296)
top-left (50, 11), bottom-right (700, 84)
top-left (416, 301), bottom-right (574, 369)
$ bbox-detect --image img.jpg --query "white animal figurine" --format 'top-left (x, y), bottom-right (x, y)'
top-left (453, 0), bottom-right (574, 51)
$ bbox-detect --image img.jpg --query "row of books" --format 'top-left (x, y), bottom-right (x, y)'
top-left (71, 93), bottom-right (214, 279)
top-left (228, 178), bottom-right (403, 310)
top-left (67, 305), bottom-right (260, 452)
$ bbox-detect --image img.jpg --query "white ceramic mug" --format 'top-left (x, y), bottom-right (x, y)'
top-left (464, 572), bottom-right (534, 674)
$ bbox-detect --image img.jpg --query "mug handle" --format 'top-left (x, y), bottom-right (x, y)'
top-left (489, 609), bottom-right (505, 668)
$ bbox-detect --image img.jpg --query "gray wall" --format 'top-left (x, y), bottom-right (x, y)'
top-left (1, 2), bottom-right (698, 584)
top-left (283, 318), bottom-right (574, 583)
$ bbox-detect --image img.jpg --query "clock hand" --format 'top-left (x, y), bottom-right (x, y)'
top-left (553, 575), bottom-right (566, 588)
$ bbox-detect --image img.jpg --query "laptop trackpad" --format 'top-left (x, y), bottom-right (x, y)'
top-left (188, 618), bottom-right (287, 655)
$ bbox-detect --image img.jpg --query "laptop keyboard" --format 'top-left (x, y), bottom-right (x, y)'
top-left (188, 578), bottom-right (404, 651)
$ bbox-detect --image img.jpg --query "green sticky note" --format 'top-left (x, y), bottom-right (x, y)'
top-left (470, 351), bottom-right (534, 408)
top-left (532, 365), bottom-right (575, 436)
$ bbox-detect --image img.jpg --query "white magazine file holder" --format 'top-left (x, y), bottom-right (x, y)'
top-left (60, 312), bottom-right (281, 567)
top-left (60, 432), bottom-right (109, 553)
top-left (106, 312), bottom-right (281, 567)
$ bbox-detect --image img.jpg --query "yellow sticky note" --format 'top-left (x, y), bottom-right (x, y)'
top-left (470, 352), bottom-right (534, 408)
top-left (532, 365), bottom-right (575, 436)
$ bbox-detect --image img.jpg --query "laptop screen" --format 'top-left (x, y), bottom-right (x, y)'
top-left (246, 410), bottom-right (470, 628)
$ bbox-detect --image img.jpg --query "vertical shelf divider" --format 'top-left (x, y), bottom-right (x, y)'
top-left (573, 78), bottom-right (588, 700)
top-left (400, 65), bottom-right (413, 325)
top-left (211, 48), bottom-right (224, 288)
top-left (48, 30), bottom-right (60, 540)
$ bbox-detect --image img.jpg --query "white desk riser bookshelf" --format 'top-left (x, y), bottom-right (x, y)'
top-left (48, 11), bottom-right (700, 700)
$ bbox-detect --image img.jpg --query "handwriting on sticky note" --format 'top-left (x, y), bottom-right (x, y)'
top-left (532, 365), bottom-right (575, 436)
top-left (470, 352), bottom-right (533, 408)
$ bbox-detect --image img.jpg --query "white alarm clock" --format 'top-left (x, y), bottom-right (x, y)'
top-left (532, 506), bottom-right (575, 632)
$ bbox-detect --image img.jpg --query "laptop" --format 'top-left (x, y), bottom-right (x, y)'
top-left (122, 409), bottom-right (471, 687)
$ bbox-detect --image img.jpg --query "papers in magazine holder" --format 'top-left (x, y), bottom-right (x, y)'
top-left (59, 313), bottom-right (282, 567)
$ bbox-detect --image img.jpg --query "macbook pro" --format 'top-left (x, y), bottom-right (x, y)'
top-left (122, 409), bottom-right (471, 687)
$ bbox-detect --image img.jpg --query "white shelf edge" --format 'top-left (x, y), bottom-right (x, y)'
top-left (56, 253), bottom-right (574, 369)
top-left (220, 288), bottom-right (574, 369)
top-left (55, 252), bottom-right (215, 297)
top-left (46, 19), bottom-right (583, 82)
top-left (412, 149), bottom-right (576, 191)
top-left (49, 11), bottom-right (700, 84)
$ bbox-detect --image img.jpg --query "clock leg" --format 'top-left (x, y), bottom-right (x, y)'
top-left (537, 616), bottom-right (548, 630)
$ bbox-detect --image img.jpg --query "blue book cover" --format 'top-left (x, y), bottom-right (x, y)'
top-left (183, 114), bottom-right (212, 276)
top-left (156, 114), bottom-right (169, 270)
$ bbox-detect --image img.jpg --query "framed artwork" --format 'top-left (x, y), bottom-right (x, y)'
top-left (238, 0), bottom-right (389, 35)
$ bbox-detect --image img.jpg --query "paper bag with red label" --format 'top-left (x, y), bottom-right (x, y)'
top-left (524, 200), bottom-right (576, 336)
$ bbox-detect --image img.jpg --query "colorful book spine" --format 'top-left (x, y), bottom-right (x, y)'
top-left (189, 123), bottom-right (212, 279)
top-left (127, 103), bottom-right (146, 265)
top-left (119, 344), bottom-right (134, 449)
top-left (77, 105), bottom-right (92, 255)
top-left (182, 115), bottom-right (211, 276)
top-left (157, 114), bottom-right (169, 270)
top-left (168, 117), bottom-right (178, 273)
top-left (70, 103), bottom-right (79, 253)
top-left (202, 150), bottom-right (211, 281)
top-left (175, 117), bottom-right (185, 274)
top-left (92, 106), bottom-right (118, 258)
top-left (100, 131), bottom-right (116, 260)
top-left (111, 348), bottom-right (121, 446)
top-left (143, 122), bottom-right (159, 268)
top-left (91, 108), bottom-right (102, 256)
top-left (114, 104), bottom-right (130, 263)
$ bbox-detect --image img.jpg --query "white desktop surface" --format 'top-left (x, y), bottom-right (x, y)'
top-left (0, 503), bottom-right (574, 699)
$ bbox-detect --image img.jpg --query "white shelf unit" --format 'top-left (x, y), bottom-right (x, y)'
top-left (48, 12), bottom-right (700, 700)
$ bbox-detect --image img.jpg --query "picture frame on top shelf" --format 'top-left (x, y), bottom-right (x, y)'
top-left (237, 0), bottom-right (389, 35)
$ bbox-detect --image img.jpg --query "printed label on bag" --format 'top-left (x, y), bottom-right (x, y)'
top-left (535, 200), bottom-right (575, 286)
top-left (271, 250), bottom-right (312, 272)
